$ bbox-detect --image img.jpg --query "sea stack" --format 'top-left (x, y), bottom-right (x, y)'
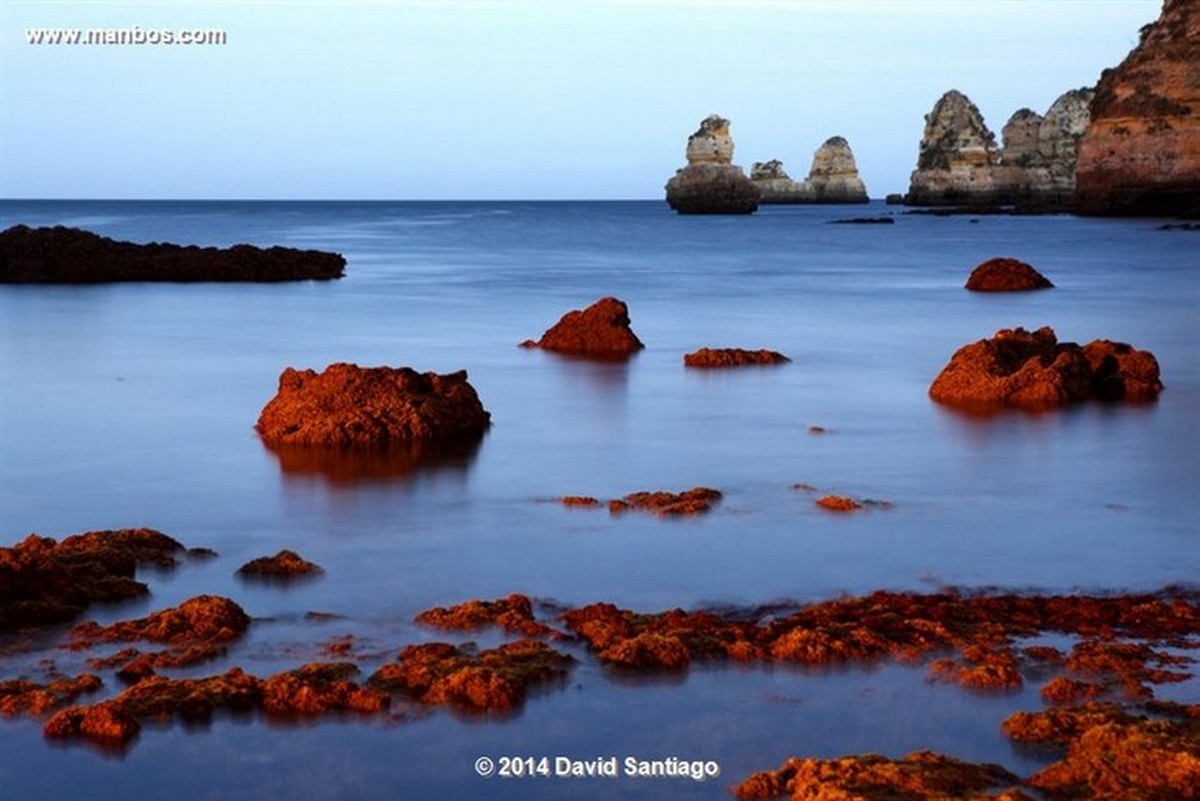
top-left (664, 115), bottom-right (760, 214)
top-left (905, 89), bottom-right (1094, 210)
top-left (807, 137), bottom-right (869, 203)
top-left (1076, 0), bottom-right (1200, 216)
top-left (752, 137), bottom-right (869, 204)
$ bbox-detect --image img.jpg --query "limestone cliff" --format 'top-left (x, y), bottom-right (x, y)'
top-left (1076, 0), bottom-right (1200, 216)
top-left (665, 115), bottom-right (760, 214)
top-left (750, 137), bottom-right (868, 204)
top-left (906, 88), bottom-right (1095, 209)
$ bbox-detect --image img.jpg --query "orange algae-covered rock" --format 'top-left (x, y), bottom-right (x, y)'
top-left (683, 348), bottom-right (790, 368)
top-left (368, 640), bottom-right (573, 713)
top-left (255, 363), bottom-right (491, 449)
top-left (260, 663), bottom-right (387, 715)
top-left (1083, 338), bottom-right (1165, 401)
top-left (559, 495), bottom-right (601, 508)
top-left (815, 495), bottom-right (862, 512)
top-left (236, 549), bottom-right (323, 578)
top-left (0, 528), bottom-right (186, 631)
top-left (414, 593), bottom-right (562, 639)
top-left (44, 701), bottom-right (140, 745)
top-left (523, 297), bottom-right (644, 358)
top-left (69, 595), bottom-right (250, 646)
top-left (964, 258), bottom-right (1054, 292)
top-left (607, 487), bottom-right (723, 517)
top-left (598, 632), bottom-right (691, 671)
top-left (1029, 718), bottom-right (1200, 799)
top-left (0, 674), bottom-right (103, 716)
top-left (732, 750), bottom-right (1022, 800)
top-left (928, 645), bottom-right (1024, 690)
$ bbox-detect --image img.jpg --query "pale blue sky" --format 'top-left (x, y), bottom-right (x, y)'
top-left (0, 0), bottom-right (1161, 199)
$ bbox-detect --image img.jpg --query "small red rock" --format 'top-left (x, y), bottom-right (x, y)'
top-left (683, 348), bottom-right (790, 368)
top-left (524, 297), bottom-right (644, 358)
top-left (965, 258), bottom-right (1054, 291)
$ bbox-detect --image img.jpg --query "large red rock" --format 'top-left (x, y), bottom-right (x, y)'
top-left (1076, 0), bottom-right (1200, 216)
top-left (964, 258), bottom-right (1054, 291)
top-left (929, 326), bottom-right (1163, 410)
top-left (522, 297), bottom-right (644, 358)
top-left (255, 363), bottom-right (490, 449)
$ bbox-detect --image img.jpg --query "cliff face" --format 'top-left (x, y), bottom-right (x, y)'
top-left (1076, 0), bottom-right (1200, 216)
top-left (906, 89), bottom-right (1094, 209)
top-left (665, 115), bottom-right (760, 214)
top-left (750, 137), bottom-right (868, 204)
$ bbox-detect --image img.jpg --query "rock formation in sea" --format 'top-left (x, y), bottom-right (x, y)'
top-left (905, 88), bottom-right (1094, 209)
top-left (255, 364), bottom-right (491, 449)
top-left (683, 347), bottom-right (791, 367)
top-left (964, 258), bottom-right (1054, 292)
top-left (929, 326), bottom-right (1163, 411)
top-left (750, 137), bottom-right (869, 204)
top-left (748, 160), bottom-right (814, 203)
top-left (664, 115), bottom-right (760, 214)
top-left (0, 225), bottom-right (346, 283)
top-left (520, 296), bottom-right (644, 359)
top-left (1076, 0), bottom-right (1200, 216)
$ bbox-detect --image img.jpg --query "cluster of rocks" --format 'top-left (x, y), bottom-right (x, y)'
top-left (750, 137), bottom-right (868, 204)
top-left (902, 0), bottom-right (1197, 216)
top-left (0, 224), bottom-right (345, 283)
top-left (664, 116), bottom-right (870, 213)
top-left (903, 88), bottom-right (1095, 210)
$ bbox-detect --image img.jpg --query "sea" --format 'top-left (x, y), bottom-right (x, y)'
top-left (0, 199), bottom-right (1197, 800)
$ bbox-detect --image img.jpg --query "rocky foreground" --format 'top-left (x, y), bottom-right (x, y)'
top-left (2, 528), bottom-right (1196, 798)
top-left (0, 225), bottom-right (346, 283)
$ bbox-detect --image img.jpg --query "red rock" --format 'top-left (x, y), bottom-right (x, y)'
top-left (964, 258), bottom-right (1054, 291)
top-left (0, 528), bottom-right (186, 631)
top-left (683, 348), bottom-right (790, 368)
top-left (260, 663), bottom-right (388, 715)
top-left (69, 595), bottom-right (250, 646)
top-left (606, 487), bottom-right (723, 517)
top-left (414, 593), bottom-right (562, 639)
top-left (524, 297), bottom-right (644, 358)
top-left (1083, 339), bottom-right (1164, 401)
top-left (559, 495), bottom-right (601, 508)
top-left (236, 549), bottom-right (323, 578)
top-left (0, 674), bottom-right (103, 716)
top-left (732, 750), bottom-right (1023, 800)
top-left (815, 495), bottom-right (862, 512)
top-left (255, 363), bottom-right (490, 449)
top-left (368, 640), bottom-right (574, 713)
top-left (929, 326), bottom-right (1162, 410)
top-left (1076, 0), bottom-right (1200, 216)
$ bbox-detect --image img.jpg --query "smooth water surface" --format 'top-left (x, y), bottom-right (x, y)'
top-left (1, 200), bottom-right (1197, 799)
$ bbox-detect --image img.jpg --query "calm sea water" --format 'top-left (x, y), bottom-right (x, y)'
top-left (1, 200), bottom-right (1197, 799)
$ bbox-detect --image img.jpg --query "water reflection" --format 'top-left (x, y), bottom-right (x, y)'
top-left (264, 437), bottom-right (484, 486)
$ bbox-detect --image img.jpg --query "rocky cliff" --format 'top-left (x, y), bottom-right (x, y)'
top-left (1076, 0), bottom-right (1200, 216)
top-left (905, 89), bottom-right (1094, 209)
top-left (665, 115), bottom-right (760, 214)
top-left (750, 137), bottom-right (868, 204)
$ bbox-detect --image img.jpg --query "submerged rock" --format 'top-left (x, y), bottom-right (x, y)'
top-left (0, 529), bottom-right (187, 631)
top-left (928, 326), bottom-right (1162, 410)
top-left (255, 363), bottom-right (491, 449)
top-left (665, 115), bottom-right (760, 214)
top-left (607, 487), bottom-right (723, 517)
top-left (964, 258), bottom-right (1054, 291)
top-left (684, 348), bottom-right (790, 368)
top-left (414, 593), bottom-right (562, 639)
top-left (0, 225), bottom-right (345, 283)
top-left (236, 549), bottom-right (323, 579)
top-left (1076, 0), bottom-right (1200, 216)
top-left (522, 296), bottom-right (644, 359)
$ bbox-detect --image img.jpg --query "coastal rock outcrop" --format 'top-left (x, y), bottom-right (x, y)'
top-left (748, 160), bottom-right (814, 204)
top-left (964, 258), bottom-right (1054, 291)
top-left (905, 88), bottom-right (1094, 209)
top-left (665, 115), bottom-right (760, 214)
top-left (521, 296), bottom-right (644, 359)
top-left (0, 225), bottom-right (346, 283)
top-left (929, 326), bottom-right (1163, 410)
top-left (236, 550), bottom-right (323, 579)
top-left (255, 364), bottom-right (491, 449)
top-left (683, 348), bottom-right (790, 367)
top-left (1076, 0), bottom-right (1200, 216)
top-left (750, 138), bottom-right (868, 204)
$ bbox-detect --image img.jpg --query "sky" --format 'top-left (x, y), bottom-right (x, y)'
top-left (0, 0), bottom-right (1164, 200)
